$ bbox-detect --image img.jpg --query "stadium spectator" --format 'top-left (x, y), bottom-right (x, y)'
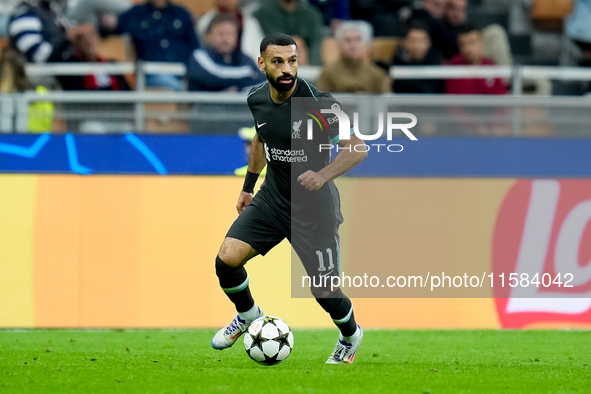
top-left (67, 0), bottom-right (131, 35)
top-left (566, 0), bottom-right (591, 67)
top-left (290, 35), bottom-right (308, 65)
top-left (57, 23), bottom-right (133, 133)
top-left (187, 14), bottom-right (265, 92)
top-left (115, 0), bottom-right (199, 91)
top-left (444, 0), bottom-right (512, 67)
top-left (408, 0), bottom-right (458, 59)
top-left (444, 0), bottom-right (550, 95)
top-left (316, 20), bottom-right (390, 93)
top-left (443, 26), bottom-right (509, 136)
top-left (196, 0), bottom-right (264, 63)
top-left (349, 0), bottom-right (411, 37)
top-left (445, 25), bottom-right (507, 95)
top-left (308, 0), bottom-right (351, 30)
top-left (8, 0), bottom-right (74, 64)
top-left (58, 24), bottom-right (130, 91)
top-left (391, 21), bottom-right (443, 94)
top-left (0, 46), bottom-right (54, 132)
top-left (254, 0), bottom-right (323, 65)
top-left (0, 46), bottom-right (29, 92)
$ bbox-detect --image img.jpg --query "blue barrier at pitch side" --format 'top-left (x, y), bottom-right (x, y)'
top-left (347, 138), bottom-right (591, 178)
top-left (0, 134), bottom-right (244, 175)
top-left (0, 134), bottom-right (589, 177)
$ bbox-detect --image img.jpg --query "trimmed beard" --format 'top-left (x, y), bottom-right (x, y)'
top-left (267, 72), bottom-right (296, 92)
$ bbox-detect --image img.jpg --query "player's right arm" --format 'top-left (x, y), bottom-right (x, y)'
top-left (247, 134), bottom-right (267, 174)
top-left (236, 134), bottom-right (266, 214)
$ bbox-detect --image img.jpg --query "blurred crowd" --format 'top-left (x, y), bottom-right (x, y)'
top-left (0, 0), bottom-right (586, 98)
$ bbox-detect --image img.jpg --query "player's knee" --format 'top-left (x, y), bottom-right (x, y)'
top-left (216, 252), bottom-right (242, 268)
top-left (218, 238), bottom-right (253, 267)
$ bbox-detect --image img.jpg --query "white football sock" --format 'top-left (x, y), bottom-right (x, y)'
top-left (341, 325), bottom-right (360, 343)
top-left (238, 304), bottom-right (260, 323)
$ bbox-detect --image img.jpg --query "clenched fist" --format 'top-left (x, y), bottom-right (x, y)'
top-left (297, 170), bottom-right (327, 191)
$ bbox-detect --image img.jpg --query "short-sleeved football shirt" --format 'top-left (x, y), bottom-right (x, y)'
top-left (247, 77), bottom-right (345, 234)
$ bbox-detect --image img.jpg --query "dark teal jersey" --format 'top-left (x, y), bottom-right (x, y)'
top-left (247, 77), bottom-right (344, 234)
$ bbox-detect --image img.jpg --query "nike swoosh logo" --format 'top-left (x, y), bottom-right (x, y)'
top-left (319, 270), bottom-right (334, 278)
top-left (257, 122), bottom-right (267, 128)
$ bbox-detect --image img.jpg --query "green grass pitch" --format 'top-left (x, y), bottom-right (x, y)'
top-left (0, 329), bottom-right (589, 393)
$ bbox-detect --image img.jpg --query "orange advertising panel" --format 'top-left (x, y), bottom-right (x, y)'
top-left (0, 175), bottom-right (589, 329)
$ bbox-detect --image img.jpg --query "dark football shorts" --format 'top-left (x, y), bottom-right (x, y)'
top-left (226, 197), bottom-right (341, 281)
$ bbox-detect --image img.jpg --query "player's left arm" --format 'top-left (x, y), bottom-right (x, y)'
top-left (297, 134), bottom-right (367, 191)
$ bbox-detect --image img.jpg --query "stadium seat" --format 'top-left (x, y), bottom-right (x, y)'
top-left (98, 34), bottom-right (136, 90)
top-left (370, 38), bottom-right (398, 64)
top-left (98, 35), bottom-right (131, 63)
top-left (531, 0), bottom-right (573, 30)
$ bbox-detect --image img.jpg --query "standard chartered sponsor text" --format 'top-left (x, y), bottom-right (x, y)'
top-left (271, 148), bottom-right (308, 162)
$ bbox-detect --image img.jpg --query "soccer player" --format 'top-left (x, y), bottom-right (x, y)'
top-left (211, 32), bottom-right (367, 364)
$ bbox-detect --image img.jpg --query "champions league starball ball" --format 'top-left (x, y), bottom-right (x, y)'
top-left (243, 316), bottom-right (294, 366)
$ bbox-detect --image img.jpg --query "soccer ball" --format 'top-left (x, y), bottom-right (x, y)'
top-left (244, 316), bottom-right (294, 366)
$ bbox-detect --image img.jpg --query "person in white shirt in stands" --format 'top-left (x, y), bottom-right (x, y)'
top-left (8, 0), bottom-right (74, 64)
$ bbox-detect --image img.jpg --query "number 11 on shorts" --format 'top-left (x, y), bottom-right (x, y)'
top-left (316, 248), bottom-right (335, 272)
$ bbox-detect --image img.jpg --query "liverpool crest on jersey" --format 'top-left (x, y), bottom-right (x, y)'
top-left (292, 120), bottom-right (302, 139)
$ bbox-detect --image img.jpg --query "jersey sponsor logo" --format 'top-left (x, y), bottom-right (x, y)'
top-left (327, 116), bottom-right (339, 125)
top-left (269, 147), bottom-right (307, 163)
top-left (493, 179), bottom-right (591, 328)
top-left (292, 120), bottom-right (302, 139)
top-left (264, 142), bottom-right (271, 162)
top-left (264, 142), bottom-right (308, 163)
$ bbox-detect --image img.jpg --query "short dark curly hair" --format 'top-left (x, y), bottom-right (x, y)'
top-left (259, 33), bottom-right (297, 55)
